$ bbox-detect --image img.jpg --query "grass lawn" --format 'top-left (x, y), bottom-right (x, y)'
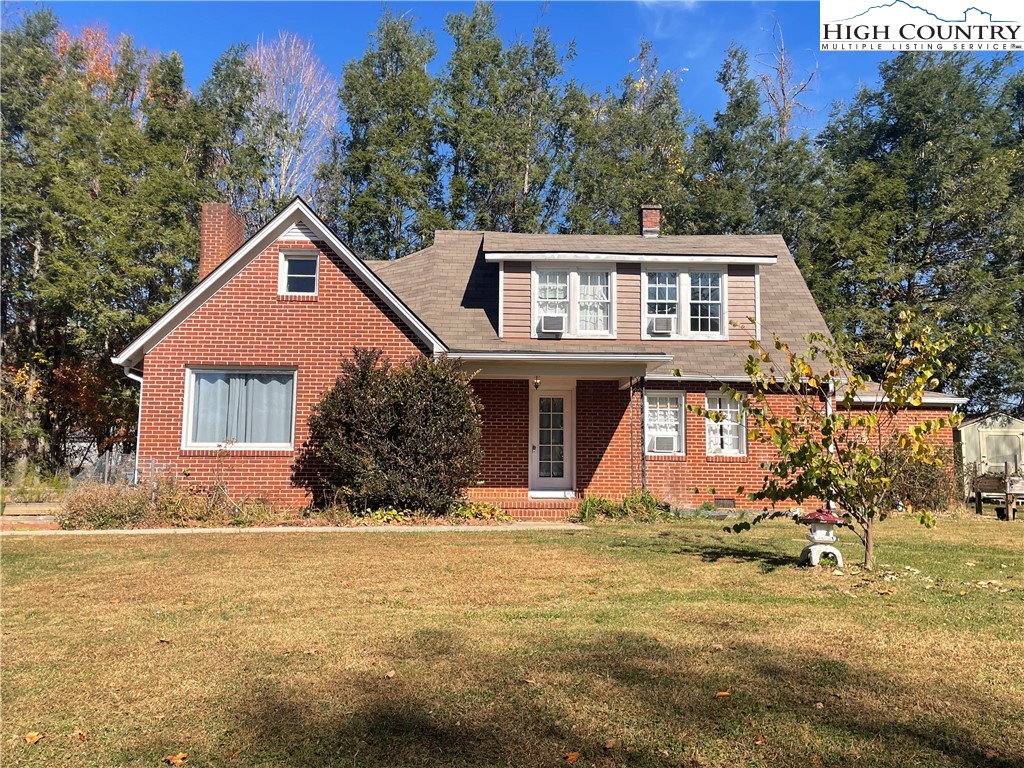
top-left (2, 516), bottom-right (1022, 767)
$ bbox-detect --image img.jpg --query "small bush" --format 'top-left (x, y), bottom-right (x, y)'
top-left (575, 495), bottom-right (619, 523)
top-left (59, 479), bottom-right (292, 530)
top-left (620, 489), bottom-right (672, 522)
top-left (451, 500), bottom-right (509, 521)
top-left (296, 348), bottom-right (483, 516)
top-left (59, 483), bottom-right (151, 529)
top-left (573, 490), bottom-right (672, 523)
top-left (881, 443), bottom-right (958, 514)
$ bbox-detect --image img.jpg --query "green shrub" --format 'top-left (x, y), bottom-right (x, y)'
top-left (574, 494), bottom-right (619, 522)
top-left (574, 490), bottom-right (671, 522)
top-left (296, 348), bottom-right (483, 516)
top-left (451, 500), bottom-right (509, 521)
top-left (620, 489), bottom-right (672, 522)
top-left (59, 482), bottom-right (151, 529)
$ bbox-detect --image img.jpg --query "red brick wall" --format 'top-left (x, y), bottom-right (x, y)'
top-left (471, 379), bottom-right (530, 496)
top-left (137, 235), bottom-right (427, 507)
top-left (576, 380), bottom-right (640, 497)
top-left (466, 377), bottom-right (959, 515)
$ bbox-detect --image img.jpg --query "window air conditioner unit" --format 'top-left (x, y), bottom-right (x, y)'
top-left (653, 435), bottom-right (676, 453)
top-left (540, 314), bottom-right (566, 334)
top-left (649, 316), bottom-right (675, 335)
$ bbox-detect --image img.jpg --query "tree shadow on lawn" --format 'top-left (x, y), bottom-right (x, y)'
top-left (212, 629), bottom-right (1019, 768)
top-left (614, 529), bottom-right (799, 573)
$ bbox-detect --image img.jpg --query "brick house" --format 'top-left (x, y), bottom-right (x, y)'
top-left (112, 198), bottom-right (964, 519)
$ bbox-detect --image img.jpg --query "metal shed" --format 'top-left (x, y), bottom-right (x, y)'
top-left (956, 412), bottom-right (1024, 497)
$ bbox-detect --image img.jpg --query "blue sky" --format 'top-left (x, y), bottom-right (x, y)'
top-left (18, 1), bottom-right (1013, 135)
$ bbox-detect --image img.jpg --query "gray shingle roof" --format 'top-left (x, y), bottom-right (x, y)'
top-left (369, 230), bottom-right (832, 380)
top-left (482, 231), bottom-right (783, 257)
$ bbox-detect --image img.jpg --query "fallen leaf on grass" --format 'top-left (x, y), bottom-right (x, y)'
top-left (384, 669), bottom-right (396, 679)
top-left (815, 702), bottom-right (825, 710)
top-left (564, 751), bottom-right (580, 763)
top-left (303, 648), bottom-right (320, 656)
top-left (715, 687), bottom-right (732, 699)
top-left (163, 753), bottom-right (188, 766)
top-left (157, 638), bottom-right (172, 644)
top-left (965, 561), bottom-right (977, 567)
top-left (711, 643), bottom-right (724, 652)
top-left (754, 734), bottom-right (768, 746)
top-left (604, 739), bottom-right (616, 750)
top-left (523, 678), bottom-right (537, 686)
top-left (959, 590), bottom-right (968, 596)
top-left (23, 732), bottom-right (45, 744)
top-left (73, 729), bottom-right (88, 741)
top-left (228, 747), bottom-right (244, 759)
top-left (110, 598), bottom-right (121, 605)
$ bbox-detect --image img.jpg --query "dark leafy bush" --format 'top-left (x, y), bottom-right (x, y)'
top-left (296, 348), bottom-right (483, 515)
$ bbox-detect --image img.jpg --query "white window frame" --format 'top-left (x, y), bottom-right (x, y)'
top-left (641, 267), bottom-right (728, 340)
top-left (531, 264), bottom-right (617, 339)
top-left (644, 392), bottom-right (685, 455)
top-left (182, 367), bottom-right (298, 450)
top-left (704, 392), bottom-right (746, 456)
top-left (278, 250), bottom-right (320, 296)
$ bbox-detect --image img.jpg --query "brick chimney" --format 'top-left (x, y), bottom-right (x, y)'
top-left (199, 203), bottom-right (246, 280)
top-left (640, 202), bottom-right (662, 237)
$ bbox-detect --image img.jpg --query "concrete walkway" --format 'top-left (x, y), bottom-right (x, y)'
top-left (0, 521), bottom-right (589, 537)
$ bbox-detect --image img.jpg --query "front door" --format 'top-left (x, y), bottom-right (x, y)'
top-left (530, 387), bottom-right (574, 494)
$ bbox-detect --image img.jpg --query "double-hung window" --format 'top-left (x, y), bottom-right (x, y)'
top-left (187, 370), bottom-right (296, 449)
top-left (690, 271), bottom-right (722, 333)
top-left (646, 271), bottom-right (679, 335)
top-left (643, 269), bottom-right (725, 338)
top-left (578, 271), bottom-right (611, 334)
top-left (537, 270), bottom-right (570, 329)
top-left (705, 393), bottom-right (746, 456)
top-left (279, 252), bottom-right (319, 296)
top-left (535, 267), bottom-right (614, 337)
top-left (645, 393), bottom-right (684, 454)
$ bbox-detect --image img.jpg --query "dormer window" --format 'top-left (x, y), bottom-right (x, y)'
top-left (578, 271), bottom-right (611, 334)
top-left (642, 268), bottom-right (726, 339)
top-left (279, 251), bottom-right (319, 296)
top-left (533, 267), bottom-right (615, 338)
top-left (646, 271), bottom-right (678, 335)
top-left (690, 271), bottom-right (722, 333)
top-left (537, 270), bottom-right (569, 332)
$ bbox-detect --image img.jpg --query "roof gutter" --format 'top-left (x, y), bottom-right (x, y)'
top-left (450, 352), bottom-right (673, 364)
top-left (484, 252), bottom-right (777, 265)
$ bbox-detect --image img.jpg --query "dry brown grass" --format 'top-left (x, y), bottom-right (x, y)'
top-left (2, 516), bottom-right (1022, 767)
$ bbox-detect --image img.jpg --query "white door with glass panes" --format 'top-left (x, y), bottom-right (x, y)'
top-left (530, 387), bottom-right (574, 493)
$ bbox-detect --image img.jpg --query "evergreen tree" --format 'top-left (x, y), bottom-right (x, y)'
top-left (689, 45), bottom-right (773, 235)
top-left (318, 12), bottom-right (443, 260)
top-left (438, 2), bottom-right (574, 232)
top-left (562, 41), bottom-right (690, 234)
top-left (808, 53), bottom-right (1024, 413)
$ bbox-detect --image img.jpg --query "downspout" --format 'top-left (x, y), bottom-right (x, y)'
top-left (124, 367), bottom-right (143, 484)
top-left (825, 378), bottom-right (835, 511)
top-left (640, 375), bottom-right (648, 490)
